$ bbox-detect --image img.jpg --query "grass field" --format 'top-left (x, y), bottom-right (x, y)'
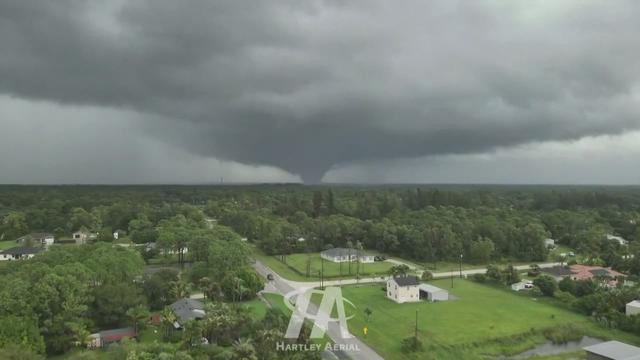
top-left (335, 279), bottom-right (640, 360)
top-left (252, 249), bottom-right (399, 281)
top-left (0, 240), bottom-right (16, 250)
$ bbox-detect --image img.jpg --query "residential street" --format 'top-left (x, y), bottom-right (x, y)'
top-left (254, 260), bottom-right (384, 360)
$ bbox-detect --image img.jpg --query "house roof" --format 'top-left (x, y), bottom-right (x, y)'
top-left (392, 276), bottom-right (420, 287)
top-left (419, 284), bottom-right (447, 294)
top-left (571, 265), bottom-right (625, 281)
top-left (169, 298), bottom-right (205, 323)
top-left (99, 327), bottom-right (137, 342)
top-left (583, 341), bottom-right (640, 360)
top-left (541, 266), bottom-right (574, 277)
top-left (321, 248), bottom-right (370, 258)
top-left (627, 300), bottom-right (640, 308)
top-left (0, 246), bottom-right (43, 255)
top-left (17, 233), bottom-right (53, 240)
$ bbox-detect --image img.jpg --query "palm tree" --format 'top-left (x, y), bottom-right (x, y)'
top-left (364, 307), bottom-right (373, 322)
top-left (170, 280), bottom-right (191, 300)
top-left (200, 277), bottom-right (221, 301)
top-left (67, 322), bottom-right (92, 348)
top-left (232, 338), bottom-right (258, 360)
top-left (126, 305), bottom-right (150, 335)
top-left (160, 307), bottom-right (177, 340)
top-left (182, 320), bottom-right (204, 348)
top-left (356, 240), bottom-right (364, 277)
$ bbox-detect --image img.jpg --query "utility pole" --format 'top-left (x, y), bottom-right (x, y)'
top-left (459, 253), bottom-right (463, 278)
top-left (414, 309), bottom-right (419, 338)
top-left (320, 257), bottom-right (325, 289)
top-left (451, 274), bottom-right (454, 288)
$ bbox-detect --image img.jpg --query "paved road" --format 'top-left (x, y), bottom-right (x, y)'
top-left (267, 261), bottom-right (562, 290)
top-left (254, 261), bottom-right (384, 360)
top-left (250, 260), bottom-right (562, 360)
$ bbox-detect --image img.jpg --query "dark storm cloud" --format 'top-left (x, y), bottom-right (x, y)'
top-left (1, 0), bottom-right (640, 182)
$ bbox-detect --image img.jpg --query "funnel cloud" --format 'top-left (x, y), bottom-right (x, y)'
top-left (1, 1), bottom-right (640, 183)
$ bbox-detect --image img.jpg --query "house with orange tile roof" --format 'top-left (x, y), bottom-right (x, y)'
top-left (569, 264), bottom-right (625, 286)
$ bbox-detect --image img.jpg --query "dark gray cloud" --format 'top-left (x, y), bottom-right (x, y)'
top-left (1, 0), bottom-right (640, 183)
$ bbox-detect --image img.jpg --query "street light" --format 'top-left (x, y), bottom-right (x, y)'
top-left (459, 253), bottom-right (463, 279)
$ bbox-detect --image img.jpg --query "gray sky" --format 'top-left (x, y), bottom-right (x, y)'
top-left (1, 0), bottom-right (640, 184)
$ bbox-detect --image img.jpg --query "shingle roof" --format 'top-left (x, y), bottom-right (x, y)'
top-left (169, 298), bottom-right (205, 323)
top-left (17, 233), bottom-right (53, 240)
top-left (583, 341), bottom-right (640, 360)
top-left (0, 247), bottom-right (43, 255)
top-left (541, 266), bottom-right (574, 277)
top-left (393, 276), bottom-right (420, 287)
top-left (99, 327), bottom-right (136, 341)
top-left (590, 268), bottom-right (612, 277)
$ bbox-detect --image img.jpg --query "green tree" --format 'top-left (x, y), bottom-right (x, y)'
top-left (126, 305), bottom-right (150, 334)
top-left (533, 275), bottom-right (557, 297)
top-left (232, 338), bottom-right (258, 360)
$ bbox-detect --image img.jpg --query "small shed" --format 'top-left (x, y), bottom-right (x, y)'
top-left (88, 327), bottom-right (137, 349)
top-left (583, 340), bottom-right (640, 360)
top-left (626, 301), bottom-right (640, 316)
top-left (418, 284), bottom-right (449, 302)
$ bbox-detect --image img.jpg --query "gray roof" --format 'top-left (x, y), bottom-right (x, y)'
top-left (590, 268), bottom-right (613, 277)
top-left (584, 341), bottom-right (640, 360)
top-left (1, 246), bottom-right (43, 255)
top-left (419, 284), bottom-right (448, 294)
top-left (541, 266), bottom-right (574, 277)
top-left (321, 248), bottom-right (369, 257)
top-left (392, 276), bottom-right (420, 287)
top-left (169, 298), bottom-right (205, 323)
top-left (17, 233), bottom-right (53, 240)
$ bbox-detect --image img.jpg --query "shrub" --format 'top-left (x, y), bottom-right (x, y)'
top-left (543, 324), bottom-right (584, 344)
top-left (421, 271), bottom-right (434, 281)
top-left (471, 273), bottom-right (486, 283)
top-left (401, 336), bottom-right (424, 353)
top-left (554, 290), bottom-right (576, 306)
top-left (533, 275), bottom-right (557, 297)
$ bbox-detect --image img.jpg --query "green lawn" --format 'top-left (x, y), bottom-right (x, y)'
top-left (0, 240), bottom-right (16, 250)
top-left (252, 249), bottom-right (397, 281)
top-left (335, 280), bottom-right (640, 360)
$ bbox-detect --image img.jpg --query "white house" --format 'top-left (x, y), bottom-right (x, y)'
top-left (320, 248), bottom-right (375, 263)
top-left (73, 230), bottom-right (91, 245)
top-left (607, 234), bottom-right (629, 246)
top-left (387, 276), bottom-right (420, 303)
top-left (16, 233), bottom-right (54, 246)
top-left (544, 238), bottom-right (556, 247)
top-left (626, 300), bottom-right (640, 316)
top-left (0, 246), bottom-right (44, 261)
top-left (419, 284), bottom-right (449, 301)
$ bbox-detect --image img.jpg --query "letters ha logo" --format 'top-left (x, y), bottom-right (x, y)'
top-left (283, 286), bottom-right (356, 339)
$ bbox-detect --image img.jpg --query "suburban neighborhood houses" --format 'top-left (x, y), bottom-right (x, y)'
top-left (2, 186), bottom-right (640, 360)
top-left (541, 264), bottom-right (626, 285)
